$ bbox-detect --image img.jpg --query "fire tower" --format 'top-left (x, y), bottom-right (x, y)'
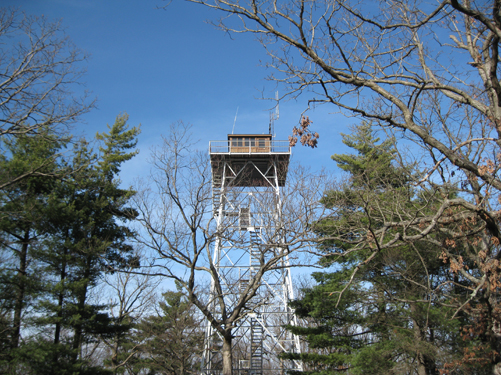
top-left (202, 134), bottom-right (302, 375)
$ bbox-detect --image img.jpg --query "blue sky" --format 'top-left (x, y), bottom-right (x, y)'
top-left (7, 0), bottom-right (350, 184)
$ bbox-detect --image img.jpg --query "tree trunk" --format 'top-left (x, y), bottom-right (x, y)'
top-left (412, 318), bottom-right (427, 375)
top-left (54, 244), bottom-right (68, 345)
top-left (487, 294), bottom-right (501, 375)
top-left (411, 302), bottom-right (437, 375)
top-left (71, 254), bottom-right (92, 363)
top-left (410, 302), bottom-right (427, 375)
top-left (12, 229), bottom-right (30, 349)
top-left (222, 334), bottom-right (233, 375)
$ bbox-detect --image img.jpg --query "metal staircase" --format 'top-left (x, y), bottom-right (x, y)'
top-left (249, 229), bottom-right (261, 271)
top-left (212, 175), bottom-right (222, 215)
top-left (250, 315), bottom-right (264, 375)
top-left (249, 229), bottom-right (263, 375)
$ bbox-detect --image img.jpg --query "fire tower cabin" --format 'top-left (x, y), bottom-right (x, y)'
top-left (229, 134), bottom-right (271, 153)
top-left (209, 134), bottom-right (291, 215)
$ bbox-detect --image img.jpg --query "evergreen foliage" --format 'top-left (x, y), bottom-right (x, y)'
top-left (285, 123), bottom-right (465, 375)
top-left (129, 285), bottom-right (203, 375)
top-left (0, 114), bottom-right (140, 374)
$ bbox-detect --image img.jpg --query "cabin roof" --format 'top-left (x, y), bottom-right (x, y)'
top-left (227, 134), bottom-right (272, 139)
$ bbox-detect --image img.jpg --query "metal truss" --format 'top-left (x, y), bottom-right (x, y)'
top-left (202, 147), bottom-right (302, 375)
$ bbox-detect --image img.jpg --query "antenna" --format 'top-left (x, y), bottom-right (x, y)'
top-left (232, 107), bottom-right (239, 134)
top-left (269, 91), bottom-right (279, 138)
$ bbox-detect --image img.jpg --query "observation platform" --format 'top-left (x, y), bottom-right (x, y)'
top-left (209, 134), bottom-right (291, 187)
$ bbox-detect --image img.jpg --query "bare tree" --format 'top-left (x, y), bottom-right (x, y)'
top-left (133, 122), bottom-right (325, 375)
top-left (0, 8), bottom-right (94, 189)
top-left (169, 0), bottom-right (501, 373)
top-left (101, 257), bottom-right (160, 374)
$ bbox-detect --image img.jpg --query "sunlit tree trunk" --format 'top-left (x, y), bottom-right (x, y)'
top-left (222, 334), bottom-right (233, 375)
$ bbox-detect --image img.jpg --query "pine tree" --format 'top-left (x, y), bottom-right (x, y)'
top-left (0, 128), bottom-right (70, 371)
top-left (285, 123), bottom-right (460, 375)
top-left (38, 113), bottom-right (140, 372)
top-left (0, 113), bottom-right (141, 374)
top-left (130, 285), bottom-right (203, 375)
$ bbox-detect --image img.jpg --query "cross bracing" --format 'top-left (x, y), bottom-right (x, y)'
top-left (202, 140), bottom-right (302, 375)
